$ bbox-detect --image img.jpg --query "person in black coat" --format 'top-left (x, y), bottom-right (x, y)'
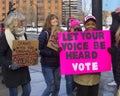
top-left (0, 12), bottom-right (31, 96)
top-left (108, 8), bottom-right (120, 86)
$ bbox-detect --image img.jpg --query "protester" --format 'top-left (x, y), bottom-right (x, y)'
top-left (0, 12), bottom-right (31, 96)
top-left (110, 8), bottom-right (120, 96)
top-left (64, 18), bottom-right (82, 96)
top-left (68, 18), bottom-right (82, 32)
top-left (74, 15), bottom-right (100, 96)
top-left (38, 14), bottom-right (63, 96)
top-left (107, 8), bottom-right (120, 86)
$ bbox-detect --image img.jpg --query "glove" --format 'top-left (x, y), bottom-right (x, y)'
top-left (107, 47), bottom-right (113, 55)
top-left (9, 62), bottom-right (20, 70)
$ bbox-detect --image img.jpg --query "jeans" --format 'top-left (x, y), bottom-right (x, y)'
top-left (9, 82), bottom-right (31, 96)
top-left (41, 66), bottom-right (61, 96)
top-left (111, 46), bottom-right (118, 81)
top-left (65, 75), bottom-right (74, 96)
top-left (102, 84), bottom-right (117, 96)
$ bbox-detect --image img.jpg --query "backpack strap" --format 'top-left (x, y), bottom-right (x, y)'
top-left (45, 31), bottom-right (49, 40)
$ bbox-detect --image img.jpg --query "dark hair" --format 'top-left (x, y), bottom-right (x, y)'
top-left (43, 14), bottom-right (59, 31)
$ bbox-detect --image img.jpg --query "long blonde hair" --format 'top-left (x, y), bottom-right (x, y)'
top-left (43, 14), bottom-right (59, 31)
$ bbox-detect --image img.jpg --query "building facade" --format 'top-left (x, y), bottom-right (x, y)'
top-left (62, 0), bottom-right (80, 24)
top-left (0, 0), bottom-right (62, 26)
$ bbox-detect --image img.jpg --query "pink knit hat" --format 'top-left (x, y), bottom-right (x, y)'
top-left (69, 18), bottom-right (80, 28)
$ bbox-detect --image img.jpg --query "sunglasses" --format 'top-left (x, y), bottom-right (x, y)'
top-left (74, 27), bottom-right (82, 31)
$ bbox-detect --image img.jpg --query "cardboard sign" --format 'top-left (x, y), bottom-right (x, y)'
top-left (58, 30), bottom-right (112, 75)
top-left (12, 40), bottom-right (39, 66)
top-left (47, 26), bottom-right (64, 51)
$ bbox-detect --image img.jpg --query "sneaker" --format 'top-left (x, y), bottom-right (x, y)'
top-left (107, 81), bottom-right (117, 86)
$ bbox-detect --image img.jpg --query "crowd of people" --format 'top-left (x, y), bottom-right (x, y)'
top-left (0, 7), bottom-right (120, 96)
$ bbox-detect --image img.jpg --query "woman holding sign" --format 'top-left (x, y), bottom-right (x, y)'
top-left (0, 12), bottom-right (31, 96)
top-left (38, 14), bottom-right (64, 96)
top-left (74, 15), bottom-right (100, 96)
top-left (64, 18), bottom-right (82, 96)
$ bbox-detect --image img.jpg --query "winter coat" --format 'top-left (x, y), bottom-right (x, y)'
top-left (38, 29), bottom-right (60, 67)
top-left (74, 73), bottom-right (100, 86)
top-left (0, 33), bottom-right (31, 88)
top-left (110, 12), bottom-right (120, 85)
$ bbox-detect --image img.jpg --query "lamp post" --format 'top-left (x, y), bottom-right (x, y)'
top-left (36, 4), bottom-right (38, 34)
top-left (69, 0), bottom-right (71, 18)
top-left (32, 3), bottom-right (38, 34)
top-left (92, 0), bottom-right (102, 30)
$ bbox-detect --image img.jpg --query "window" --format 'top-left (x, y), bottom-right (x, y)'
top-left (38, 12), bottom-right (44, 15)
top-left (39, 18), bottom-right (44, 21)
top-left (23, 0), bottom-right (26, 2)
top-left (16, 1), bottom-right (19, 3)
top-left (2, 1), bottom-right (5, 4)
top-left (55, 0), bottom-right (58, 3)
top-left (16, 0), bottom-right (19, 2)
top-left (37, 0), bottom-right (43, 3)
top-left (30, 0), bottom-right (33, 6)
top-left (48, 6), bottom-right (51, 9)
top-left (38, 6), bottom-right (44, 9)
top-left (2, 7), bottom-right (5, 10)
top-left (2, 13), bottom-right (5, 16)
top-left (48, 0), bottom-right (51, 3)
top-left (55, 6), bottom-right (58, 9)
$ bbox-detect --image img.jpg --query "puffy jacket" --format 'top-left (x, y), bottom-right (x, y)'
top-left (38, 29), bottom-right (60, 67)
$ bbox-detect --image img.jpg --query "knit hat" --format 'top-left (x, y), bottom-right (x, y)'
top-left (69, 18), bottom-right (80, 28)
top-left (84, 15), bottom-right (96, 23)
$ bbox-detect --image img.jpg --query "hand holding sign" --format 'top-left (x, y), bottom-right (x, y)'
top-left (58, 30), bottom-right (112, 75)
top-left (47, 26), bottom-right (65, 51)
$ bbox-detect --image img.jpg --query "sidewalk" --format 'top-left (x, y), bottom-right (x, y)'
top-left (29, 64), bottom-right (117, 96)
top-left (29, 64), bottom-right (67, 96)
top-left (0, 63), bottom-right (117, 96)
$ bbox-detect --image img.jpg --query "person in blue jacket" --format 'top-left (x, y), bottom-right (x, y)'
top-left (38, 14), bottom-right (62, 96)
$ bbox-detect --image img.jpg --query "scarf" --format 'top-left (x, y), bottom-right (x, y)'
top-left (5, 28), bottom-right (25, 50)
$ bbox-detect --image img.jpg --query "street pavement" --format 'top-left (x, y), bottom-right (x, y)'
top-left (0, 60), bottom-right (117, 96)
top-left (29, 62), bottom-right (118, 96)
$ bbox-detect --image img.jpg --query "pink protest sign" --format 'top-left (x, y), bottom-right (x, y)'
top-left (58, 30), bottom-right (112, 75)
